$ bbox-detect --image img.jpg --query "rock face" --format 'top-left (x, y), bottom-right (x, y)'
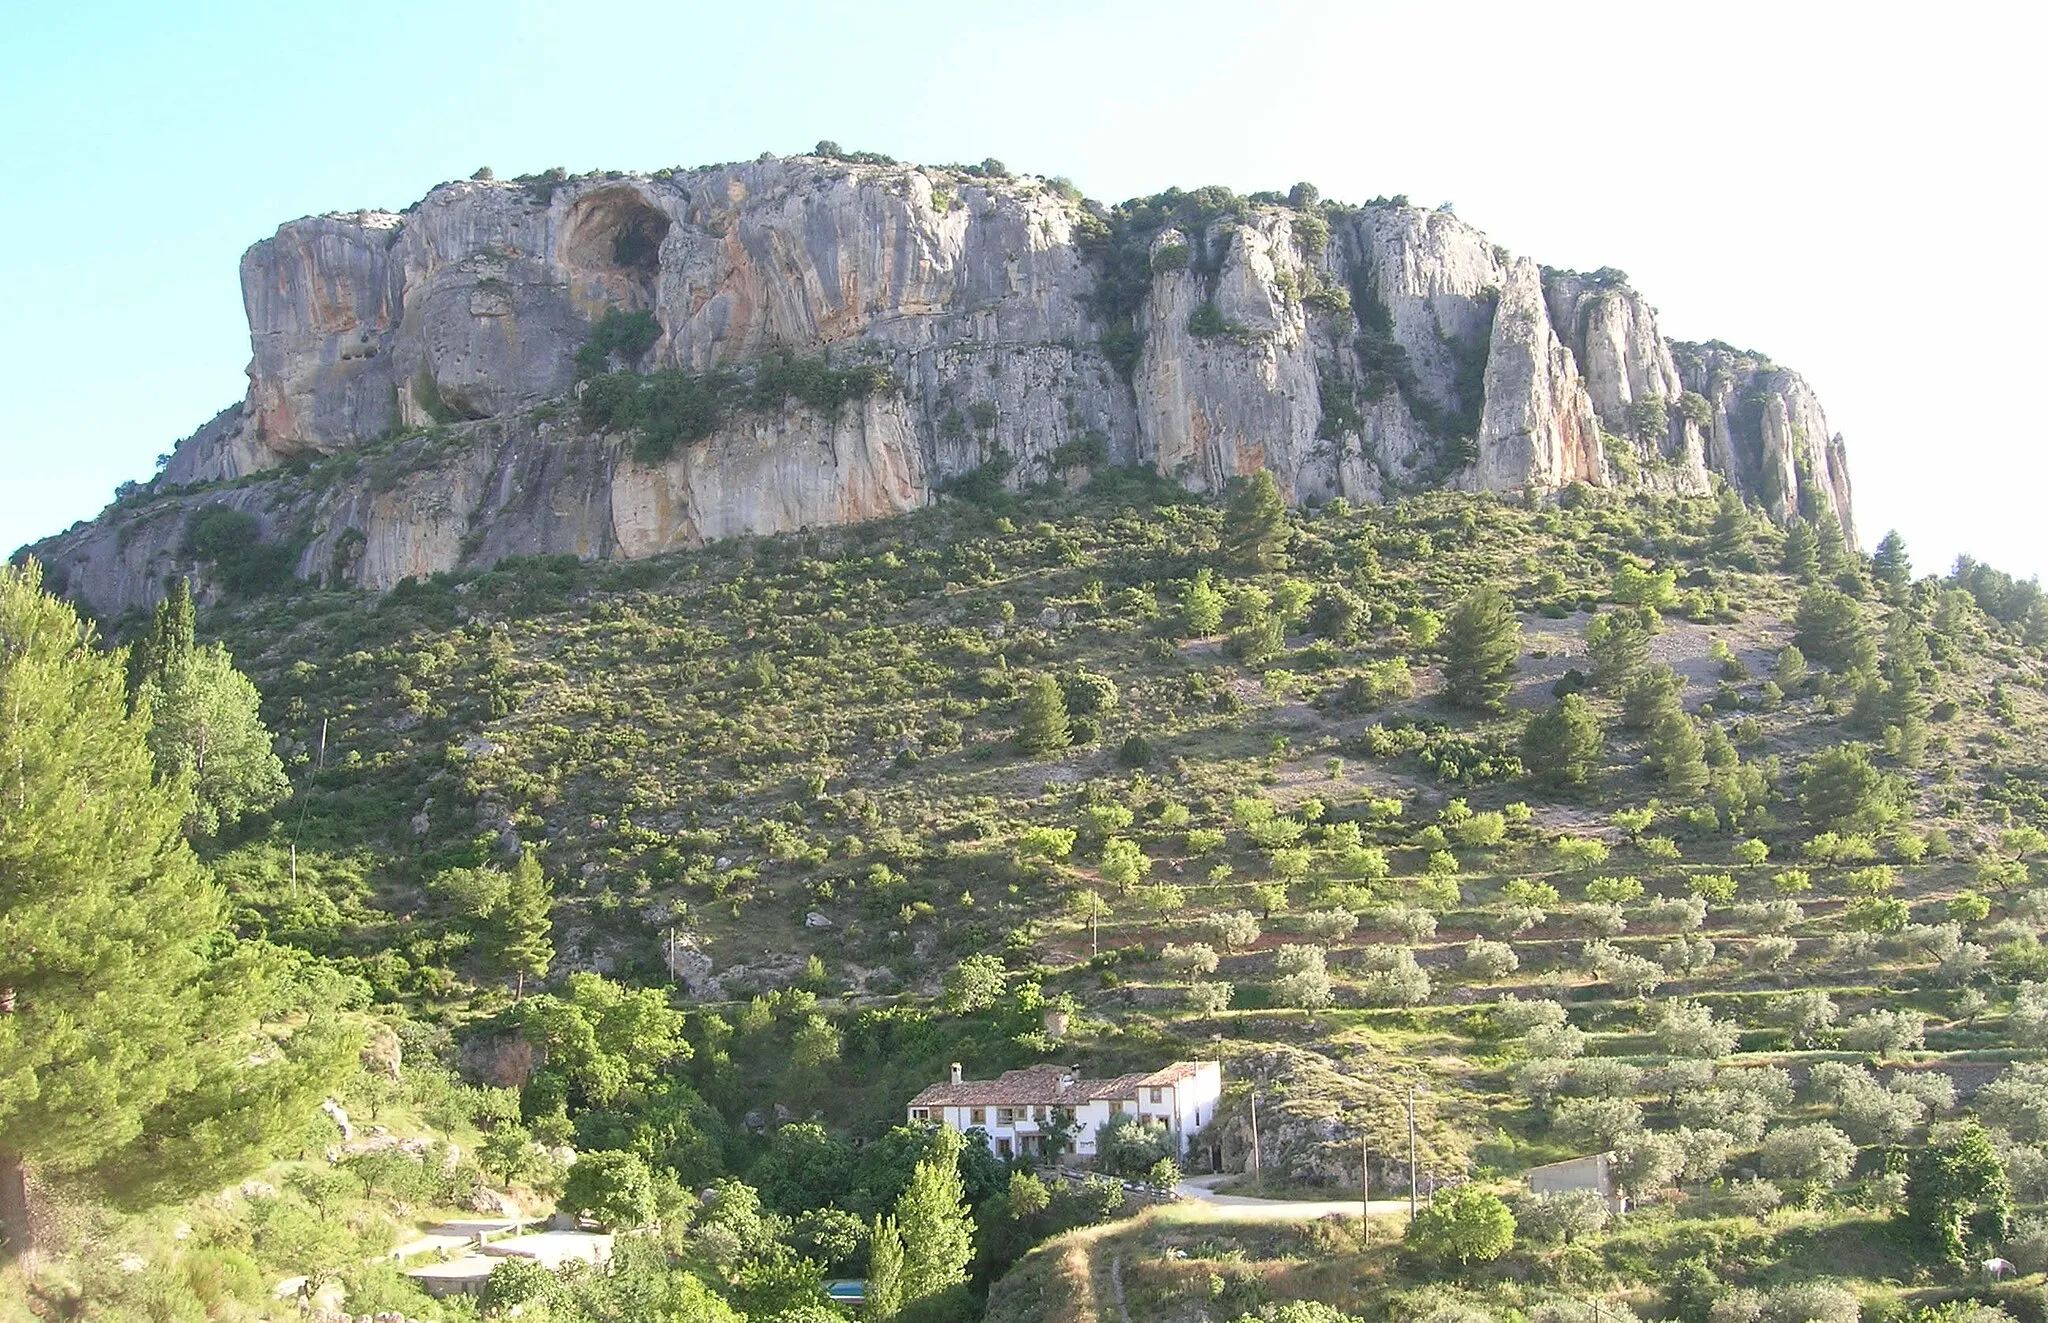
top-left (25, 156), bottom-right (1856, 614)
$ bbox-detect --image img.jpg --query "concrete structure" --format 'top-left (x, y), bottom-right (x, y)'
top-left (403, 1229), bottom-right (612, 1298)
top-left (1525, 1152), bottom-right (1625, 1212)
top-left (908, 1062), bottom-right (1223, 1164)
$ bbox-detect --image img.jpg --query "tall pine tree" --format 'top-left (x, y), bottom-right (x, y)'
top-left (124, 575), bottom-right (195, 704)
top-left (0, 563), bottom-right (350, 1255)
top-left (498, 850), bottom-right (556, 1001)
top-left (1781, 521), bottom-right (1820, 581)
top-left (1646, 709), bottom-right (1710, 798)
top-left (1522, 694), bottom-right (1604, 790)
top-left (1015, 674), bottom-right (1073, 753)
top-left (1586, 608), bottom-right (1657, 692)
top-left (1707, 486), bottom-right (1754, 568)
top-left (1220, 470), bottom-right (1290, 572)
top-left (1440, 587), bottom-right (1522, 713)
top-left (1871, 531), bottom-right (1912, 601)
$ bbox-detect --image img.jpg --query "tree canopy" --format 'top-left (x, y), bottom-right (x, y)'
top-left (0, 563), bottom-right (349, 1253)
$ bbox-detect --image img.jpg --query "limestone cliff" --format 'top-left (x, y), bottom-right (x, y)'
top-left (25, 154), bottom-right (1856, 614)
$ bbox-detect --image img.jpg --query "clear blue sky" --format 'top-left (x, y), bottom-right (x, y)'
top-left (4, 1), bottom-right (2042, 581)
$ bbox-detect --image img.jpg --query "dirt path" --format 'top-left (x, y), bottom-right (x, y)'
top-left (1173, 1174), bottom-right (1412, 1222)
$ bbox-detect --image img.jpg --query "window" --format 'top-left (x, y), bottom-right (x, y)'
top-left (911, 1108), bottom-right (929, 1121)
top-left (970, 1108), bottom-right (986, 1125)
top-left (996, 1108), bottom-right (1015, 1127)
top-left (1149, 1088), bottom-right (1163, 1104)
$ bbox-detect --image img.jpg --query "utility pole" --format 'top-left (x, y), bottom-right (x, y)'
top-left (290, 716), bottom-right (329, 893)
top-left (1249, 1093), bottom-right (1262, 1195)
top-left (1406, 1082), bottom-right (1418, 1223)
top-left (1360, 1137), bottom-right (1371, 1242)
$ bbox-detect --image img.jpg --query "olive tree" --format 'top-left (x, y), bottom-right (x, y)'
top-left (1759, 1123), bottom-right (1857, 1187)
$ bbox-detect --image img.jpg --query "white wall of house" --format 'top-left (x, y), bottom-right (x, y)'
top-left (909, 1062), bottom-right (1224, 1165)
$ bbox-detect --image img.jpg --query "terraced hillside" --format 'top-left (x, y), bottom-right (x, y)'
top-left (13, 471), bottom-right (2048, 1322)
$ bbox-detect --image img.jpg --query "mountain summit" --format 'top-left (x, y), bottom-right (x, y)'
top-left (29, 150), bottom-right (1852, 613)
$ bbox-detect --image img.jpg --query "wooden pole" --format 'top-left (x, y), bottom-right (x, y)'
top-left (1249, 1093), bottom-right (1262, 1194)
top-left (1361, 1136), bottom-right (1371, 1241)
top-left (1406, 1083), bottom-right (1418, 1223)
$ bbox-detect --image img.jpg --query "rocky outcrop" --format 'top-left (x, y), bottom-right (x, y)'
top-left (1673, 340), bottom-right (1856, 545)
top-left (23, 155), bottom-right (1857, 613)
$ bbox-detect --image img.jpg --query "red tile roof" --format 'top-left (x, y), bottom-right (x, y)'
top-left (909, 1062), bottom-right (1215, 1109)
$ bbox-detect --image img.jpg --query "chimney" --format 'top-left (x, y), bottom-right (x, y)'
top-left (950, 1062), bottom-right (963, 1085)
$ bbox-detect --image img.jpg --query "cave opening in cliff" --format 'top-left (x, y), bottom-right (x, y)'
top-left (562, 186), bottom-right (672, 306)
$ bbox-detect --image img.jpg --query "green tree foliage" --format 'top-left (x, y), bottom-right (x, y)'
top-left (1792, 588), bottom-right (1876, 672)
top-left (1800, 744), bottom-right (1909, 833)
top-left (1587, 608), bottom-right (1656, 691)
top-left (521, 972), bottom-right (690, 1106)
top-left (1814, 511), bottom-right (1852, 579)
top-left (942, 953), bottom-right (1007, 1014)
top-left (1441, 587), bottom-right (1522, 712)
top-left (1646, 710), bottom-right (1710, 798)
top-left (497, 849), bottom-right (555, 1000)
top-left (1904, 1122), bottom-right (2011, 1264)
top-left (1782, 521), bottom-right (1820, 581)
top-left (1404, 1184), bottom-right (1516, 1266)
top-left (1708, 487), bottom-right (1755, 567)
top-left (1620, 664), bottom-right (1685, 730)
top-left (1309, 583), bottom-right (1365, 644)
top-left (866, 1214), bottom-right (905, 1320)
top-left (124, 578), bottom-right (289, 836)
top-left (1872, 530), bottom-right (1912, 600)
top-left (1522, 694), bottom-right (1604, 790)
top-left (1612, 562), bottom-right (1678, 611)
top-left (123, 576), bottom-right (195, 702)
top-left (0, 563), bottom-right (352, 1253)
top-left (560, 1148), bottom-right (658, 1228)
top-left (143, 641), bottom-right (292, 836)
top-left (1015, 674), bottom-right (1073, 753)
top-left (1183, 568), bottom-right (1225, 636)
top-left (894, 1127), bottom-right (974, 1307)
top-left (1222, 470), bottom-right (1291, 572)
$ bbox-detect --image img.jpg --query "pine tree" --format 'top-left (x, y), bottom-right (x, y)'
top-left (1016, 674), bottom-right (1073, 753)
top-left (1872, 531), bottom-right (1912, 600)
top-left (1586, 608), bottom-right (1656, 692)
top-left (0, 563), bottom-right (348, 1254)
top-left (1620, 664), bottom-right (1685, 729)
top-left (1647, 709), bottom-right (1710, 798)
top-left (1221, 470), bottom-right (1290, 571)
top-left (1814, 510), bottom-right (1851, 578)
top-left (1183, 568), bottom-right (1225, 636)
top-left (1782, 521), bottom-right (1820, 581)
top-left (1792, 588), bottom-right (1877, 672)
top-left (867, 1214), bottom-right (906, 1320)
top-left (894, 1128), bottom-right (974, 1306)
top-left (2024, 598), bottom-right (2048, 653)
top-left (124, 575), bottom-right (195, 705)
top-left (498, 850), bottom-right (556, 1001)
top-left (1441, 587), bottom-right (1522, 713)
top-left (1522, 694), bottom-right (1605, 790)
top-left (1707, 486), bottom-right (1754, 568)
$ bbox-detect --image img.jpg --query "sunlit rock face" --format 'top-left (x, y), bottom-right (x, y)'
top-left (30, 157), bottom-right (1853, 612)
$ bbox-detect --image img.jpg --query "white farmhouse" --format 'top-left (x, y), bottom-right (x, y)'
top-left (907, 1062), bottom-right (1223, 1164)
